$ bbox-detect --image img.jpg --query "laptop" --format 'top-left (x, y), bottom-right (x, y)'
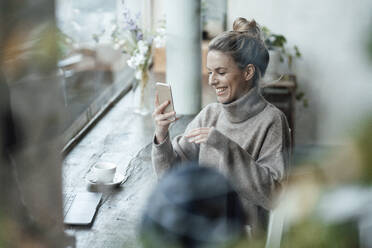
top-left (63, 191), bottom-right (102, 225)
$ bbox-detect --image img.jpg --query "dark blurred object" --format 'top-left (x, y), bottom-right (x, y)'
top-left (0, 71), bottom-right (17, 158)
top-left (0, 0), bottom-right (67, 246)
top-left (0, 71), bottom-right (40, 247)
top-left (139, 164), bottom-right (247, 248)
top-left (202, 30), bottom-right (209, 40)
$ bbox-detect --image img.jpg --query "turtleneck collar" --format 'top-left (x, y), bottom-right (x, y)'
top-left (221, 87), bottom-right (267, 123)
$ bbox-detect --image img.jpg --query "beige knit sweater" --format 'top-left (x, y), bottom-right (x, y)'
top-left (152, 86), bottom-right (291, 231)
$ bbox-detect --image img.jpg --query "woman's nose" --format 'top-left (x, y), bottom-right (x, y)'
top-left (208, 73), bottom-right (217, 86)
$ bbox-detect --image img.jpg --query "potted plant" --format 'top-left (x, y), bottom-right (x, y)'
top-left (262, 27), bottom-right (301, 77)
top-left (262, 27), bottom-right (307, 107)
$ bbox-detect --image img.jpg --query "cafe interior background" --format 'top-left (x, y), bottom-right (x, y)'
top-left (1, 0), bottom-right (372, 247)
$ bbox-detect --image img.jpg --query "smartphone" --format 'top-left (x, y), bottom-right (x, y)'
top-left (156, 82), bottom-right (175, 117)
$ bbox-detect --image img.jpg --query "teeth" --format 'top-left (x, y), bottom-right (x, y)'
top-left (216, 88), bottom-right (226, 93)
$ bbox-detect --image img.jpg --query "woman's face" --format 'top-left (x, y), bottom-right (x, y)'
top-left (206, 50), bottom-right (253, 104)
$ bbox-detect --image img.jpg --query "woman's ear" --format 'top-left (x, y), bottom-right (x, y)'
top-left (244, 64), bottom-right (255, 81)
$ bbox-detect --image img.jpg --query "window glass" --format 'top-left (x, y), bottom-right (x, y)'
top-left (56, 0), bottom-right (134, 147)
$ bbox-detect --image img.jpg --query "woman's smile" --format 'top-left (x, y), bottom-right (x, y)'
top-left (216, 87), bottom-right (228, 96)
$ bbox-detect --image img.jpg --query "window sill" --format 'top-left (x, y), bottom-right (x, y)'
top-left (62, 85), bottom-right (194, 246)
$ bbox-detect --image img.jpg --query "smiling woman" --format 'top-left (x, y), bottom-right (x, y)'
top-left (207, 50), bottom-right (255, 104)
top-left (151, 17), bottom-right (291, 237)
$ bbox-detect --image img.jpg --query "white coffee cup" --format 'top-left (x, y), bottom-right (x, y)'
top-left (92, 162), bottom-right (117, 183)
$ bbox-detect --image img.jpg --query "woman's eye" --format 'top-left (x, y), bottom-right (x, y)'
top-left (208, 71), bottom-right (212, 75)
top-left (219, 72), bottom-right (226, 75)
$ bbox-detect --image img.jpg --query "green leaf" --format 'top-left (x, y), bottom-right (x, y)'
top-left (272, 34), bottom-right (287, 48)
top-left (294, 45), bottom-right (302, 58)
top-left (296, 91), bottom-right (304, 100)
top-left (262, 26), bottom-right (270, 33)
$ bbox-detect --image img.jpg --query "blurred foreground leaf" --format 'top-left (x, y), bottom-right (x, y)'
top-left (282, 219), bottom-right (359, 248)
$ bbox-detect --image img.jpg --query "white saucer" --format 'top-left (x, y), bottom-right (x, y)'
top-left (86, 172), bottom-right (126, 187)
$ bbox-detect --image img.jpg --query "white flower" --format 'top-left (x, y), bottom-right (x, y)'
top-left (135, 70), bottom-right (142, 80)
top-left (127, 56), bottom-right (136, 68)
top-left (134, 52), bottom-right (146, 66)
top-left (138, 40), bottom-right (149, 54)
top-left (154, 35), bottom-right (165, 48)
top-left (114, 42), bottom-right (121, 50)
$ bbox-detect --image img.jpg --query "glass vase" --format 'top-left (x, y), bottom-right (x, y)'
top-left (133, 70), bottom-right (150, 116)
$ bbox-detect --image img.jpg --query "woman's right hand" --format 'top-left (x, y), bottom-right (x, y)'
top-left (152, 92), bottom-right (177, 144)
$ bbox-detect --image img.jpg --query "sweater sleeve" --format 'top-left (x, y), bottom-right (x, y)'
top-left (206, 113), bottom-right (290, 210)
top-left (151, 110), bottom-right (206, 177)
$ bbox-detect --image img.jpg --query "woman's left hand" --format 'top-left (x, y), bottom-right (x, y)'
top-left (185, 127), bottom-right (212, 144)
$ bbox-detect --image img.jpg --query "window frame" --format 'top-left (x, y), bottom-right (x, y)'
top-left (60, 65), bottom-right (135, 155)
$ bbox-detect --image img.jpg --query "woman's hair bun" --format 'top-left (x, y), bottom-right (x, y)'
top-left (232, 17), bottom-right (261, 39)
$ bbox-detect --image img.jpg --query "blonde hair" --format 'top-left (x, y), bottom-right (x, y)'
top-left (233, 17), bottom-right (262, 39)
top-left (208, 17), bottom-right (269, 85)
